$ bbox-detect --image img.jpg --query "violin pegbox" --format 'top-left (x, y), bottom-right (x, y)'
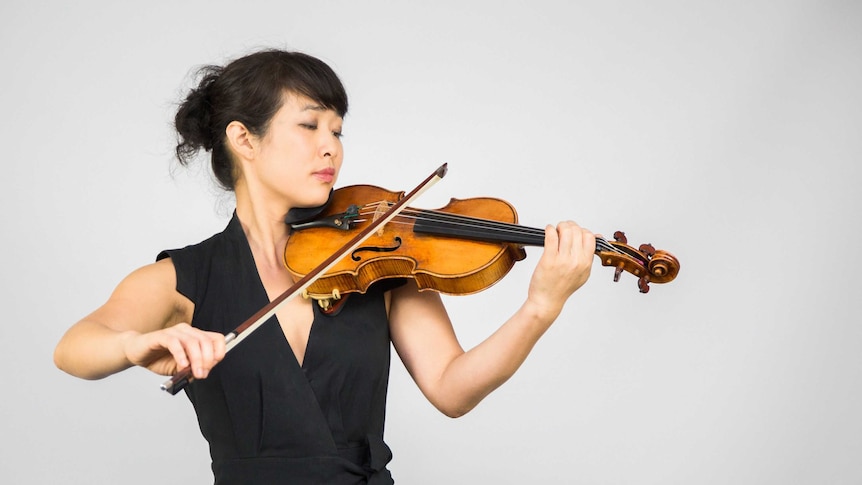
top-left (597, 230), bottom-right (680, 293)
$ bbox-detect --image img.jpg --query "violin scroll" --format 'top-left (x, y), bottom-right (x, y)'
top-left (597, 231), bottom-right (680, 293)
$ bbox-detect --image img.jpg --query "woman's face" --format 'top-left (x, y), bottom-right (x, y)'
top-left (249, 91), bottom-right (344, 210)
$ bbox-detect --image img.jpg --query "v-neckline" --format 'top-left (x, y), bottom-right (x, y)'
top-left (231, 213), bottom-right (316, 370)
top-left (276, 304), bottom-right (317, 370)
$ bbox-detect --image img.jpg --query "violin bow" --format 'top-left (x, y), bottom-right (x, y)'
top-left (161, 163), bottom-right (448, 395)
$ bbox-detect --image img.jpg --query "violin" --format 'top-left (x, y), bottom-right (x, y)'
top-left (161, 164), bottom-right (678, 394)
top-left (284, 183), bottom-right (680, 309)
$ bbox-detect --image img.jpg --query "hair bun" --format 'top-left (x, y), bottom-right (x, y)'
top-left (175, 66), bottom-right (222, 163)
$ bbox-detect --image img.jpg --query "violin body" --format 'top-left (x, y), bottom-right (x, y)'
top-left (285, 183), bottom-right (680, 305)
top-left (284, 185), bottom-right (528, 301)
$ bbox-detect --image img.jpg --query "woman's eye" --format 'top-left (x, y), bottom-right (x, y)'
top-left (299, 123), bottom-right (341, 138)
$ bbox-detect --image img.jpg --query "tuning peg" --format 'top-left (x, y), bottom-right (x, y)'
top-left (614, 264), bottom-right (624, 282)
top-left (638, 243), bottom-right (655, 258)
top-left (638, 276), bottom-right (651, 293)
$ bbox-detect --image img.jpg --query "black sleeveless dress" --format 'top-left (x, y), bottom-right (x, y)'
top-left (158, 213), bottom-right (395, 484)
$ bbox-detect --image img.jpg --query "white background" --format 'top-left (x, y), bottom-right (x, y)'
top-left (2, 1), bottom-right (860, 483)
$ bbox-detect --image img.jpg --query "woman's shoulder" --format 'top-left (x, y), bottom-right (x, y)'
top-left (155, 215), bottom-right (245, 307)
top-left (157, 218), bottom-right (236, 262)
top-left (102, 258), bottom-right (192, 331)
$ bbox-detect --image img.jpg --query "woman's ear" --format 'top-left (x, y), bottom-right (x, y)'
top-left (225, 121), bottom-right (257, 161)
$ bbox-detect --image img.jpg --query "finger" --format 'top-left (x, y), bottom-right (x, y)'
top-left (198, 331), bottom-right (228, 378)
top-left (543, 224), bottom-right (559, 256)
top-left (186, 340), bottom-right (206, 379)
top-left (557, 221), bottom-right (576, 257)
top-left (582, 229), bottom-right (597, 257)
top-left (160, 333), bottom-right (190, 371)
top-left (208, 331), bottom-right (227, 363)
top-left (198, 336), bottom-right (215, 379)
top-left (170, 324), bottom-right (208, 378)
top-left (182, 326), bottom-right (219, 375)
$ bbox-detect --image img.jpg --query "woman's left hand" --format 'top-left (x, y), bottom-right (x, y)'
top-left (525, 221), bottom-right (595, 321)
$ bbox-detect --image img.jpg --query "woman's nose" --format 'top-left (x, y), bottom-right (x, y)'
top-left (319, 133), bottom-right (340, 159)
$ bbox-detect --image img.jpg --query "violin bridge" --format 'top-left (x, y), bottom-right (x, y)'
top-left (372, 201), bottom-right (389, 236)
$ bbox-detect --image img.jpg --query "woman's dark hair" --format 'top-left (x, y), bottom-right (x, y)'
top-left (174, 50), bottom-right (348, 191)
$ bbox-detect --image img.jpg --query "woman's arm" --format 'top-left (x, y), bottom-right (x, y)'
top-left (53, 258), bottom-right (225, 380)
top-left (388, 221), bottom-right (594, 418)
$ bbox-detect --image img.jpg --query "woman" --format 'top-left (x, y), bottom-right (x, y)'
top-left (53, 49), bottom-right (595, 484)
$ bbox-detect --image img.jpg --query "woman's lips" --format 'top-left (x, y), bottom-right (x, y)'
top-left (313, 168), bottom-right (336, 183)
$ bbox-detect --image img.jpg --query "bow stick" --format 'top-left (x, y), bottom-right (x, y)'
top-left (161, 163), bottom-right (448, 394)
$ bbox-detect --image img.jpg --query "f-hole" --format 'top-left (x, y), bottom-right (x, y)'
top-left (351, 237), bottom-right (403, 261)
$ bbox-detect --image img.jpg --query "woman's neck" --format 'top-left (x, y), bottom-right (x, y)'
top-left (234, 183), bottom-right (292, 270)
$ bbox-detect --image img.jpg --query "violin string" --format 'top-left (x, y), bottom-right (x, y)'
top-left (359, 204), bottom-right (546, 238)
top-left (366, 209), bottom-right (546, 245)
top-left (354, 202), bottom-right (625, 255)
top-left (354, 212), bottom-right (623, 257)
top-left (356, 204), bottom-right (622, 254)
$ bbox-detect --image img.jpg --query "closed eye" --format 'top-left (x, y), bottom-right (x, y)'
top-left (299, 122), bottom-right (342, 139)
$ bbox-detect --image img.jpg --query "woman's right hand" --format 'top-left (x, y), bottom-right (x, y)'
top-left (123, 323), bottom-right (226, 379)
